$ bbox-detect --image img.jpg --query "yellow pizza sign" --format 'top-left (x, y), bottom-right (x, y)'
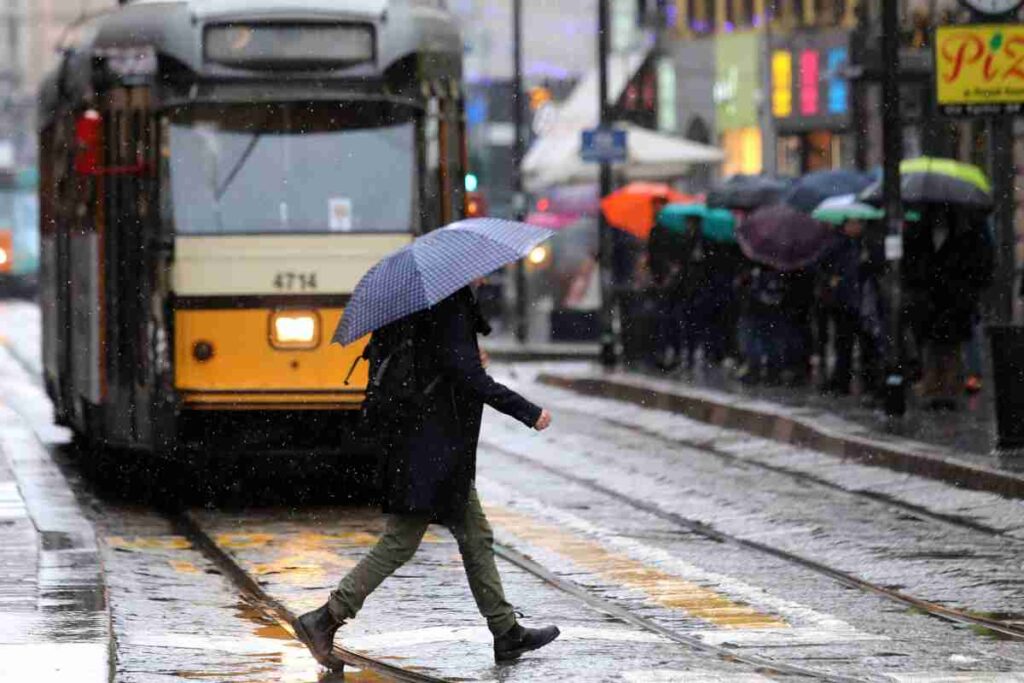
top-left (936, 24), bottom-right (1024, 115)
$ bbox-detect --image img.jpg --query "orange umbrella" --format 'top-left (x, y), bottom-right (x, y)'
top-left (599, 182), bottom-right (700, 240)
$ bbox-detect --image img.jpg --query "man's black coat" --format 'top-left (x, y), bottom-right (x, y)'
top-left (377, 288), bottom-right (542, 522)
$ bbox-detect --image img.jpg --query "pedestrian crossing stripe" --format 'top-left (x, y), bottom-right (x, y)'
top-left (105, 535), bottom-right (192, 551)
top-left (478, 473), bottom-right (881, 643)
top-left (483, 503), bottom-right (787, 629)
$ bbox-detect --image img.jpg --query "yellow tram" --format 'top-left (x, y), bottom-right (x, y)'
top-left (38, 0), bottom-right (467, 454)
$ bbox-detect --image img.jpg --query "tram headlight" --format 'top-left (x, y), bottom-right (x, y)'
top-left (0, 247), bottom-right (8, 267)
top-left (270, 311), bottom-right (320, 349)
top-left (527, 245), bottom-right (549, 267)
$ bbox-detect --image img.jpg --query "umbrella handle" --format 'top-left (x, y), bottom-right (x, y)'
top-left (343, 350), bottom-right (367, 386)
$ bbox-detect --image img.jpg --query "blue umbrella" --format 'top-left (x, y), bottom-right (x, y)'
top-left (332, 218), bottom-right (554, 346)
top-left (784, 170), bottom-right (873, 214)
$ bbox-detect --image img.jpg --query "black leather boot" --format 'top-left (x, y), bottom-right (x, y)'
top-left (293, 603), bottom-right (344, 670)
top-left (493, 621), bottom-right (560, 662)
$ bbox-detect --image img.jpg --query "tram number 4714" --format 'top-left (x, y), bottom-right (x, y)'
top-left (273, 272), bottom-right (318, 291)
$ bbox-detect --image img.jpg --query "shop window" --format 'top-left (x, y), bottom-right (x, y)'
top-left (768, 0), bottom-right (800, 27)
top-left (813, 0), bottom-right (844, 26)
top-left (724, 0), bottom-right (756, 29)
top-left (722, 127), bottom-right (763, 175)
top-left (687, 116), bottom-right (711, 144)
top-left (685, 0), bottom-right (717, 34)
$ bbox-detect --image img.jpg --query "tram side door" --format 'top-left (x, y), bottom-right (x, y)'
top-left (100, 87), bottom-right (159, 446)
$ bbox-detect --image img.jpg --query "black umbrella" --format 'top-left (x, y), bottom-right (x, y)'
top-left (706, 174), bottom-right (790, 211)
top-left (783, 170), bottom-right (873, 214)
top-left (859, 157), bottom-right (993, 211)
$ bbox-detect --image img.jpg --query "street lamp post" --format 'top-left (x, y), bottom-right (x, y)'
top-left (597, 0), bottom-right (616, 368)
top-left (881, 0), bottom-right (905, 417)
top-left (512, 0), bottom-right (529, 344)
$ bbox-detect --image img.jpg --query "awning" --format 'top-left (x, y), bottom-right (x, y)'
top-left (523, 122), bottom-right (724, 192)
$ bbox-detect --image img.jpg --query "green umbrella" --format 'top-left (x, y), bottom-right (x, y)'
top-left (657, 203), bottom-right (736, 243)
top-left (812, 194), bottom-right (884, 225)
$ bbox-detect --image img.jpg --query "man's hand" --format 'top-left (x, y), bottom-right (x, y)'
top-left (479, 348), bottom-right (491, 369)
top-left (533, 409), bottom-right (552, 431)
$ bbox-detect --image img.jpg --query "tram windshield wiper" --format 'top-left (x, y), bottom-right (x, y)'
top-left (213, 133), bottom-right (262, 202)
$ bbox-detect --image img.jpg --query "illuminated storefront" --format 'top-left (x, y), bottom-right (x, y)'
top-left (714, 31), bottom-right (764, 175)
top-left (770, 30), bottom-right (854, 175)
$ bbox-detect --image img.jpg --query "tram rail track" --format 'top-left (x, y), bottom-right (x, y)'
top-left (176, 507), bottom-right (857, 681)
top-left (483, 439), bottom-right (1024, 644)
top-left (576, 406), bottom-right (1024, 545)
top-left (1, 325), bottom-right (851, 681)
top-left (173, 510), bottom-right (448, 683)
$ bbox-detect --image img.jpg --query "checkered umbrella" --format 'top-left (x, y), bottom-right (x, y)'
top-left (332, 218), bottom-right (554, 346)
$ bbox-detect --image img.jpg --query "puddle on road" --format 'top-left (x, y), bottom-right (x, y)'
top-left (234, 596), bottom-right (294, 641)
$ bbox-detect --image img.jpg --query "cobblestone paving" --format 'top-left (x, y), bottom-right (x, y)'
top-left (194, 507), bottom-right (782, 681)
top-left (5, 298), bottom-right (1024, 681)
top-left (476, 367), bottom-right (1024, 679)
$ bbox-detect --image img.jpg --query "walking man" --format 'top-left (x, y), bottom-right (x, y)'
top-left (294, 284), bottom-right (559, 670)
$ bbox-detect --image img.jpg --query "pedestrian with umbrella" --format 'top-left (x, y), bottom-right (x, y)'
top-left (658, 204), bottom-right (742, 366)
top-left (863, 158), bottom-right (995, 409)
top-left (735, 171), bottom-right (874, 386)
top-left (293, 218), bottom-right (560, 671)
top-left (705, 175), bottom-right (791, 376)
top-left (812, 196), bottom-right (887, 396)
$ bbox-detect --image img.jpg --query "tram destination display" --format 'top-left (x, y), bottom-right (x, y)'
top-left (205, 24), bottom-right (375, 68)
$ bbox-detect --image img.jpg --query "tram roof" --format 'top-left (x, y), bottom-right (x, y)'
top-left (129, 0), bottom-right (391, 21)
top-left (40, 0), bottom-right (462, 124)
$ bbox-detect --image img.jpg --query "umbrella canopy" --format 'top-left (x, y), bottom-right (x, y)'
top-left (860, 157), bottom-right (992, 210)
top-left (737, 204), bottom-right (836, 271)
top-left (332, 218), bottom-right (554, 345)
top-left (812, 194), bottom-right (885, 225)
top-left (658, 203), bottom-right (736, 243)
top-left (784, 170), bottom-right (873, 213)
top-left (706, 174), bottom-right (790, 210)
top-left (600, 182), bottom-right (699, 240)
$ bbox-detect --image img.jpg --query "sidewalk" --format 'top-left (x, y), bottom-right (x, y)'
top-left (537, 362), bottom-right (1024, 500)
top-left (484, 333), bottom-right (599, 362)
top-left (0, 341), bottom-right (109, 682)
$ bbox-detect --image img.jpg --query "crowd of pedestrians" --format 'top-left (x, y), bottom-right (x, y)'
top-left (620, 168), bottom-right (996, 412)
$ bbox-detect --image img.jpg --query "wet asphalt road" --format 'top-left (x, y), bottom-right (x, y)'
top-left (3, 301), bottom-right (1024, 681)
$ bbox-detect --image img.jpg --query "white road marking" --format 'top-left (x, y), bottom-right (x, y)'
top-left (477, 475), bottom-right (884, 646)
top-left (622, 671), bottom-right (774, 682)
top-left (887, 675), bottom-right (1024, 682)
top-left (340, 625), bottom-right (668, 651)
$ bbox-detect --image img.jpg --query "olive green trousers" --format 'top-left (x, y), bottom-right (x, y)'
top-left (328, 486), bottom-right (516, 637)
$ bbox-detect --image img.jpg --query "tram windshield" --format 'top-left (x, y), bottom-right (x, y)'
top-left (165, 101), bottom-right (418, 234)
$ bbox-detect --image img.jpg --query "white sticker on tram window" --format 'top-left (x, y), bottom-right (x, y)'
top-left (328, 198), bottom-right (353, 232)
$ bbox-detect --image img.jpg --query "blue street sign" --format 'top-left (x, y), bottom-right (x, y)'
top-left (581, 127), bottom-right (627, 163)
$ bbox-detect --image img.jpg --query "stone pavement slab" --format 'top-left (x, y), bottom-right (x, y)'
top-left (0, 393), bottom-right (108, 682)
top-left (536, 364), bottom-right (1024, 500)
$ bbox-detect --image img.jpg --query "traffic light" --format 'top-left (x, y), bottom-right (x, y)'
top-left (465, 173), bottom-right (479, 192)
top-left (465, 191), bottom-right (487, 218)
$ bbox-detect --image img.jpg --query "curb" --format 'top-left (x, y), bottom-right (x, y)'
top-left (490, 349), bottom-right (598, 363)
top-left (486, 343), bottom-right (598, 363)
top-left (538, 372), bottom-right (1024, 500)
